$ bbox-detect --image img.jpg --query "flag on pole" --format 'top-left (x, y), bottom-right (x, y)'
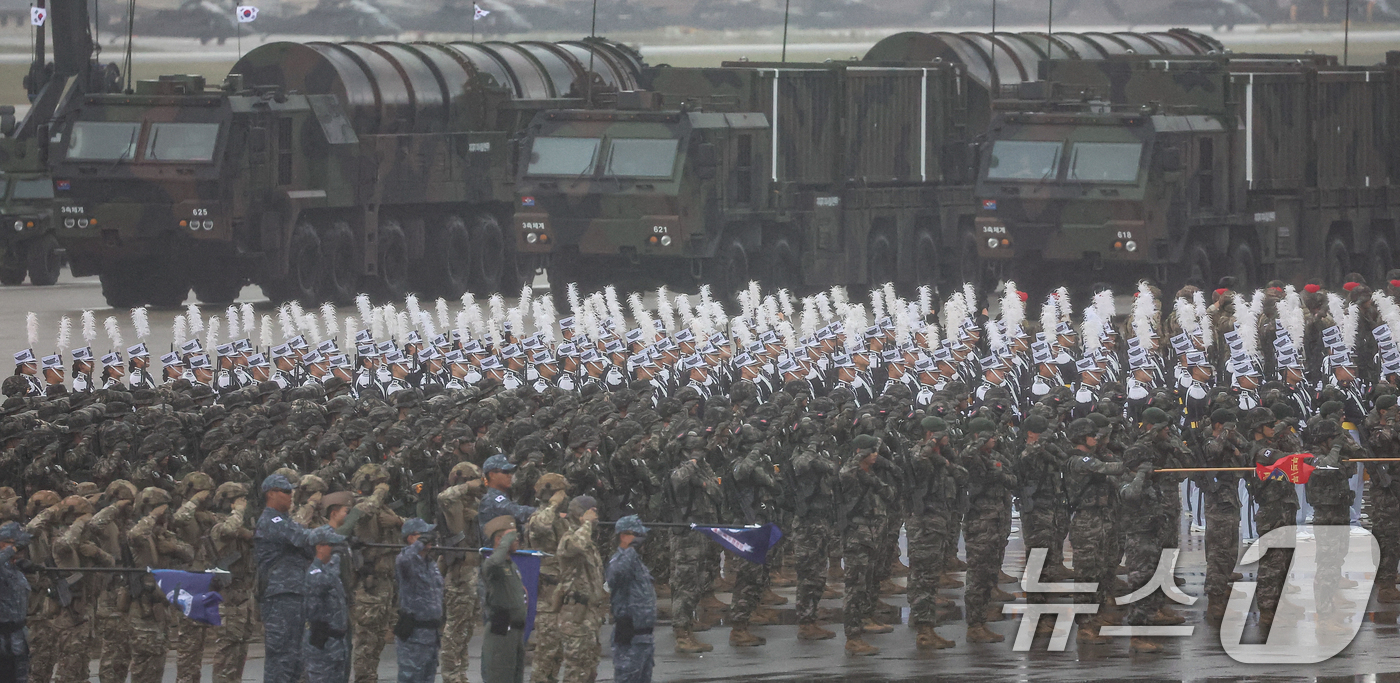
top-left (30, 7), bottom-right (46, 25)
top-left (236, 6), bottom-right (259, 22)
top-left (473, 4), bottom-right (490, 19)
top-left (1255, 452), bottom-right (1317, 485)
top-left (693, 523), bottom-right (784, 564)
top-left (150, 569), bottom-right (224, 626)
top-left (481, 549), bottom-right (544, 643)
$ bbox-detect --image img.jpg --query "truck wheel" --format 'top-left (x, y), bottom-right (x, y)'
top-left (1325, 237), bottom-right (1351, 289)
top-left (374, 220), bottom-right (410, 303)
top-left (1181, 241), bottom-right (1213, 290)
top-left (764, 237), bottom-right (802, 294)
top-left (472, 214), bottom-right (505, 293)
top-left (25, 235), bottom-right (62, 286)
top-left (192, 267), bottom-right (244, 305)
top-left (913, 231), bottom-right (939, 291)
top-left (100, 268), bottom-right (144, 308)
top-left (1228, 241), bottom-right (1257, 289)
top-left (321, 222), bottom-right (359, 305)
top-left (1369, 235), bottom-right (1394, 288)
top-left (711, 237), bottom-right (749, 304)
top-left (427, 214), bottom-right (472, 300)
top-left (144, 258), bottom-right (190, 308)
top-left (0, 264), bottom-right (24, 286)
top-left (262, 222), bottom-right (322, 305)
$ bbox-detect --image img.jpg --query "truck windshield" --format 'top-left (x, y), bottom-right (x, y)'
top-left (10, 179), bottom-right (53, 200)
top-left (67, 121), bottom-right (141, 161)
top-left (527, 137), bottom-right (601, 176)
top-left (145, 123), bottom-right (220, 162)
top-left (1067, 142), bottom-right (1143, 183)
top-left (605, 138), bottom-right (678, 178)
top-left (985, 140), bottom-right (1063, 180)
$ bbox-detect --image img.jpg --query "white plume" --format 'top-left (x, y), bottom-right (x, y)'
top-left (698, 284), bottom-right (714, 320)
top-left (370, 308), bottom-right (386, 340)
top-left (733, 317), bottom-right (753, 349)
top-left (1132, 281), bottom-right (1155, 350)
top-left (206, 318), bottom-right (220, 355)
top-left (628, 292), bottom-right (648, 331)
top-left (277, 306), bottom-right (297, 341)
top-left (466, 301), bottom-right (485, 337)
top-left (963, 282), bottom-right (978, 317)
top-left (82, 311), bottom-right (98, 344)
top-left (1193, 290), bottom-right (1211, 350)
top-left (843, 304), bottom-right (868, 352)
top-left (25, 312), bottom-right (37, 348)
top-left (455, 311), bottom-right (470, 341)
top-left (675, 294), bottom-right (693, 327)
top-left (636, 308), bottom-right (656, 344)
top-left (1278, 286), bottom-right (1306, 355)
top-left (419, 311), bottom-right (437, 340)
top-left (534, 296), bottom-right (555, 344)
top-left (604, 286), bottom-right (624, 328)
top-left (287, 301), bottom-right (305, 328)
top-left (301, 314), bottom-right (321, 342)
top-left (918, 286), bottom-right (933, 318)
top-left (1000, 281), bottom-right (1025, 338)
top-left (241, 303), bottom-right (255, 337)
top-left (396, 312), bottom-right (411, 342)
top-left (746, 281), bottom-right (762, 319)
top-left (404, 295), bottom-right (422, 334)
top-left (814, 292), bottom-right (832, 321)
top-left (830, 286), bottom-right (848, 312)
top-left (870, 288), bottom-right (886, 324)
top-left (566, 283), bottom-right (582, 320)
top-left (506, 305), bottom-right (524, 341)
top-left (1041, 295), bottom-right (1059, 347)
top-left (56, 316), bottom-right (71, 353)
top-left (1092, 289), bottom-right (1115, 332)
top-left (653, 287), bottom-right (674, 332)
top-left (985, 317), bottom-right (1005, 353)
top-left (321, 303), bottom-right (338, 343)
top-left (344, 317), bottom-right (358, 347)
top-left (105, 316), bottom-right (122, 350)
top-left (1081, 307), bottom-right (1103, 355)
top-left (1055, 287), bottom-right (1073, 323)
top-left (780, 289), bottom-right (795, 320)
top-left (942, 292), bottom-right (968, 335)
top-left (172, 315), bottom-right (187, 348)
top-left (800, 297), bottom-right (819, 339)
top-left (1238, 290), bottom-right (1264, 360)
top-left (519, 284), bottom-right (533, 322)
top-left (1175, 297), bottom-right (1200, 338)
top-left (436, 298), bottom-right (450, 331)
top-left (489, 294), bottom-right (506, 326)
top-left (186, 304), bottom-right (204, 335)
top-left (130, 307), bottom-right (149, 341)
top-left (356, 294), bottom-right (373, 329)
top-left (224, 306), bottom-right (238, 342)
top-left (260, 315), bottom-right (274, 350)
top-left (920, 318), bottom-right (941, 351)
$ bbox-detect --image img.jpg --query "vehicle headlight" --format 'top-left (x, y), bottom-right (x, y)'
top-left (660, 235), bottom-right (672, 246)
top-left (63, 219), bottom-right (74, 228)
top-left (1124, 240), bottom-right (1137, 252)
top-left (202, 220), bottom-right (213, 230)
top-left (525, 233), bottom-right (538, 244)
top-left (11, 220), bottom-right (21, 231)
top-left (987, 238), bottom-right (999, 249)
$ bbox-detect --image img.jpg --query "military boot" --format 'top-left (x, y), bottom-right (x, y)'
top-left (728, 624), bottom-right (766, 647)
top-left (845, 637), bottom-right (880, 656)
top-left (749, 607), bottom-right (780, 625)
top-left (798, 623), bottom-right (836, 640)
top-left (771, 568), bottom-right (798, 588)
top-left (878, 579), bottom-right (907, 595)
top-left (673, 629), bottom-right (713, 654)
top-left (1148, 608), bottom-right (1186, 626)
top-left (712, 573), bottom-right (735, 592)
top-left (916, 624), bottom-right (955, 649)
top-left (823, 585), bottom-right (843, 599)
top-left (699, 593), bottom-right (729, 611)
top-left (983, 607), bottom-right (1006, 622)
top-left (991, 586), bottom-right (1016, 602)
top-left (997, 569), bottom-right (1018, 584)
top-left (948, 557), bottom-right (968, 571)
top-left (1034, 617), bottom-right (1056, 636)
top-left (966, 624), bottom-right (1004, 643)
top-left (1129, 637), bottom-right (1162, 653)
top-left (1077, 625), bottom-right (1111, 645)
top-left (939, 573), bottom-right (964, 589)
top-left (760, 588), bottom-right (788, 605)
top-left (1205, 597), bottom-right (1227, 623)
top-left (861, 618), bottom-right (894, 634)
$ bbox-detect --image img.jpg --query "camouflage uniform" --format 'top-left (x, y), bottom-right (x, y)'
top-left (905, 433), bottom-right (960, 627)
top-left (255, 503), bottom-right (322, 683)
top-left (526, 488), bottom-right (569, 683)
top-left (1252, 441), bottom-right (1301, 616)
top-left (607, 542), bottom-right (655, 683)
top-left (21, 494), bottom-right (62, 683)
top-left (0, 540), bottom-right (29, 683)
top-left (88, 485), bottom-right (136, 683)
top-left (726, 437), bottom-right (779, 629)
top-left (1201, 429), bottom-right (1245, 600)
top-left (479, 530), bottom-right (527, 683)
top-left (1305, 428), bottom-right (1354, 611)
top-left (961, 438), bottom-right (1016, 629)
top-left (550, 517), bottom-right (606, 683)
top-left (348, 475), bottom-right (402, 683)
top-left (789, 438), bottom-right (838, 626)
top-left (395, 538), bottom-right (444, 683)
top-left (49, 497), bottom-right (108, 683)
top-left (127, 492), bottom-right (195, 683)
top-left (1065, 441), bottom-right (1125, 631)
top-left (666, 456), bottom-right (721, 638)
top-left (209, 485), bottom-right (256, 683)
top-left (1018, 433), bottom-right (1069, 603)
top-left (838, 457), bottom-right (896, 639)
top-left (305, 550), bottom-right (349, 683)
top-left (436, 469), bottom-right (485, 683)
top-left (171, 474), bottom-right (217, 683)
top-left (1366, 410), bottom-right (1400, 592)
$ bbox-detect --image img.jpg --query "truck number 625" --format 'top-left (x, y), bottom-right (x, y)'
top-left (193, 209), bottom-right (209, 216)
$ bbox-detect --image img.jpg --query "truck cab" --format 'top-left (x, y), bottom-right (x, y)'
top-left (514, 105), bottom-right (766, 294)
top-left (0, 131), bottom-right (62, 286)
top-left (974, 105), bottom-right (1229, 289)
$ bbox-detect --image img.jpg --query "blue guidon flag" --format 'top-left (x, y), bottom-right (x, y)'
top-left (150, 569), bottom-right (224, 626)
top-left (693, 523), bottom-right (784, 565)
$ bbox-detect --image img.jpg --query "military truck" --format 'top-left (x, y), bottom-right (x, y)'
top-left (52, 38), bottom-right (644, 307)
top-left (514, 30), bottom-right (1223, 300)
top-left (974, 53), bottom-right (1400, 291)
top-left (0, 0), bottom-right (120, 287)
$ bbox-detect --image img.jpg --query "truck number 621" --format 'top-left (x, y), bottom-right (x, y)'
top-left (652, 225), bottom-right (668, 234)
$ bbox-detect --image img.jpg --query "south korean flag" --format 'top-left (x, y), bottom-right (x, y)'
top-left (30, 7), bottom-right (46, 25)
top-left (236, 5), bottom-right (259, 22)
top-left (473, 3), bottom-right (490, 19)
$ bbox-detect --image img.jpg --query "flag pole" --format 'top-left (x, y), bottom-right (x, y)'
top-left (781, 0), bottom-right (790, 63)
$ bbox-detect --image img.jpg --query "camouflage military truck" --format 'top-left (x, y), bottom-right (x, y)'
top-left (975, 53), bottom-right (1400, 291)
top-left (514, 30), bottom-right (1222, 300)
top-left (52, 38), bottom-right (644, 307)
top-left (0, 0), bottom-right (120, 287)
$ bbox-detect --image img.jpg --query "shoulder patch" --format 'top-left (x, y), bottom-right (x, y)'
top-left (494, 494), bottom-right (506, 502)
top-left (1082, 456), bottom-right (1091, 463)
top-left (271, 516), bottom-right (283, 523)
top-left (309, 567), bottom-right (321, 574)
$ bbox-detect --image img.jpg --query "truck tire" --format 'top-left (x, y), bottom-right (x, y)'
top-left (0, 263), bottom-right (24, 285)
top-left (373, 220), bottom-right (410, 303)
top-left (192, 267), bottom-right (244, 305)
top-left (1369, 235), bottom-right (1394, 288)
top-left (711, 237), bottom-right (749, 303)
top-left (100, 268), bottom-right (144, 308)
top-left (472, 213), bottom-right (505, 293)
top-left (427, 214), bottom-right (473, 300)
top-left (868, 232), bottom-right (897, 288)
top-left (146, 261), bottom-right (190, 308)
top-left (25, 235), bottom-right (61, 286)
top-left (261, 222), bottom-right (322, 305)
top-left (1325, 237), bottom-right (1351, 289)
top-left (321, 222), bottom-right (359, 305)
top-left (1181, 241), bottom-right (1213, 290)
top-left (1227, 241), bottom-right (1257, 289)
top-left (764, 237), bottom-right (802, 294)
